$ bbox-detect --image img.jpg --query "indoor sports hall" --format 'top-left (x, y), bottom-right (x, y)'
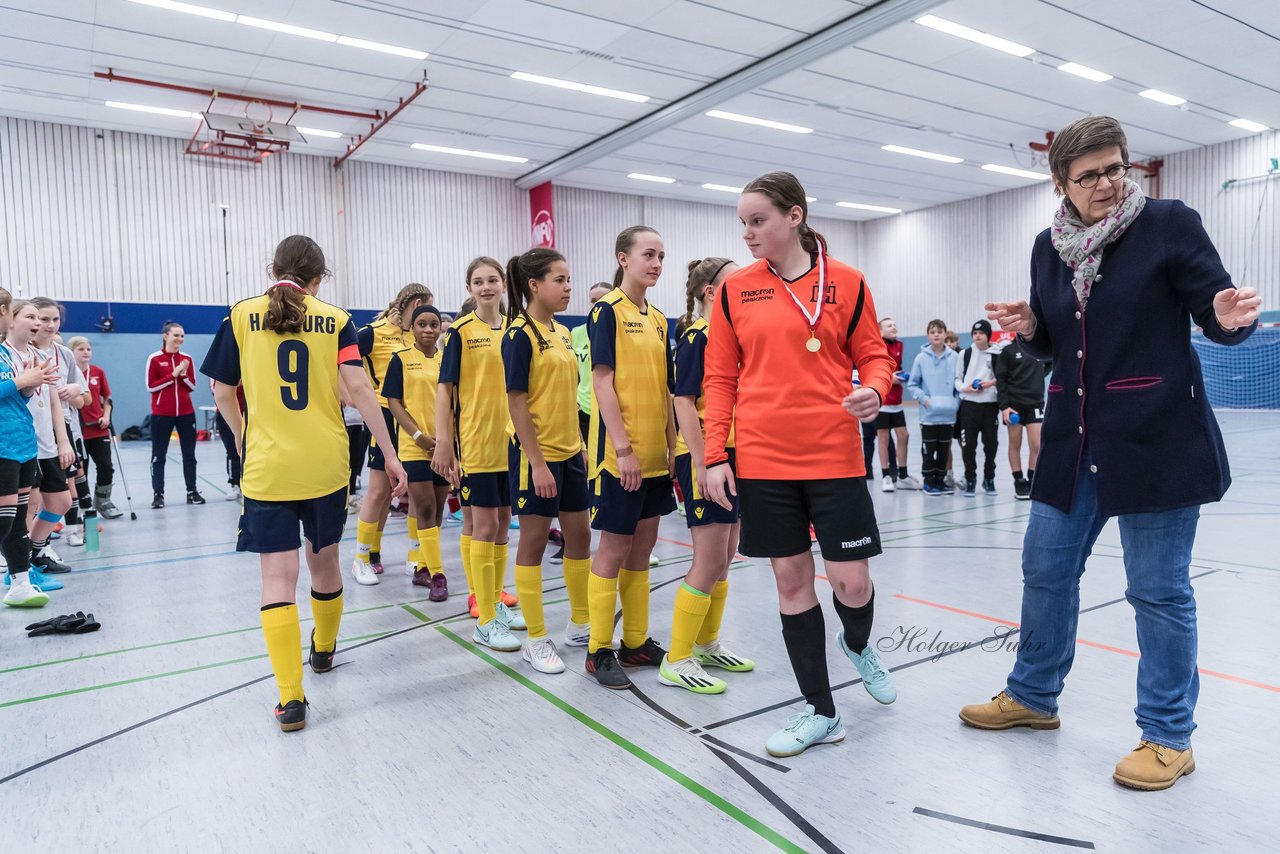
top-left (1, 2), bottom-right (1277, 852)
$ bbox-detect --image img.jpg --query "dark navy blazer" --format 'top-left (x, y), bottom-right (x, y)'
top-left (1020, 198), bottom-right (1256, 516)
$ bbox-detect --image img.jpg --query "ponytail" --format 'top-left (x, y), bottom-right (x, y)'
top-left (264, 282), bottom-right (307, 333)
top-left (676, 257), bottom-right (733, 337)
top-left (505, 248), bottom-right (565, 349)
top-left (800, 224), bottom-right (826, 256)
top-left (265, 234), bottom-right (327, 335)
top-left (613, 225), bottom-right (660, 290)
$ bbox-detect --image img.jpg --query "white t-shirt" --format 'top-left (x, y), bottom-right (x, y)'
top-left (956, 345), bottom-right (998, 404)
top-left (23, 345), bottom-right (58, 457)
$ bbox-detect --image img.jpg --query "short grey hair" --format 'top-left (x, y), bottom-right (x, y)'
top-left (1049, 116), bottom-right (1129, 195)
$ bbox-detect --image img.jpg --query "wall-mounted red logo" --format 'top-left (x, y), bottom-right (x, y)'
top-left (531, 209), bottom-right (554, 247)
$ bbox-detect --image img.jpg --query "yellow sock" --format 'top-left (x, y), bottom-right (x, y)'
top-left (669, 583), bottom-right (711, 661)
top-left (260, 604), bottom-right (303, 705)
top-left (355, 519), bottom-right (378, 563)
top-left (618, 568), bottom-right (650, 649)
top-left (419, 526), bottom-right (443, 576)
top-left (696, 579), bottom-right (730, 647)
top-left (494, 542), bottom-right (509, 605)
top-left (515, 564), bottom-right (545, 638)
top-left (310, 588), bottom-right (343, 653)
top-left (471, 539), bottom-right (497, 624)
top-left (371, 521), bottom-right (384, 556)
top-left (587, 572), bottom-right (619, 653)
top-left (562, 557), bottom-right (591, 625)
top-left (459, 534), bottom-right (475, 596)
top-left (407, 516), bottom-right (420, 568)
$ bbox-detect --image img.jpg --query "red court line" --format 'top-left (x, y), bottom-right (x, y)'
top-left (896, 593), bottom-right (1280, 694)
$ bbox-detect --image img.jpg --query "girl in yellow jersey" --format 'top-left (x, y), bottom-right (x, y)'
top-left (662, 257), bottom-right (757, 695)
top-left (201, 235), bottom-right (406, 732)
top-left (433, 257), bottom-right (524, 653)
top-left (502, 248), bottom-right (592, 674)
top-left (382, 305), bottom-right (450, 601)
top-left (584, 226), bottom-right (677, 690)
top-left (352, 284), bottom-right (431, 584)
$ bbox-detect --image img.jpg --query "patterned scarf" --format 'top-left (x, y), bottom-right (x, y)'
top-left (1051, 177), bottom-right (1146, 308)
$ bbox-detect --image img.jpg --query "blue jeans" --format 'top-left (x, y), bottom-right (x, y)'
top-left (1006, 459), bottom-right (1201, 750)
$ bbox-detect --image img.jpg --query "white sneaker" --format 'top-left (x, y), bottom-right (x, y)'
top-left (881, 475), bottom-right (895, 493)
top-left (225, 487), bottom-right (241, 501)
top-left (944, 472), bottom-right (957, 490)
top-left (649, 554), bottom-right (660, 567)
top-left (404, 559), bottom-right (416, 577)
top-left (658, 655), bottom-right (725, 694)
top-left (67, 525), bottom-right (86, 547)
top-left (522, 636), bottom-right (565, 673)
top-left (474, 618), bottom-right (521, 652)
top-left (4, 574), bottom-right (50, 608)
top-left (897, 475), bottom-right (922, 490)
top-left (564, 619), bottom-right (591, 647)
top-left (44, 544), bottom-right (62, 562)
top-left (351, 558), bottom-right (380, 586)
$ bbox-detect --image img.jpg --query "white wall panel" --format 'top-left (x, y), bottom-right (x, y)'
top-left (552, 185), bottom-right (644, 314)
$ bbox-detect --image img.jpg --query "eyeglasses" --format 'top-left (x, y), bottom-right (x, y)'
top-left (1070, 163), bottom-right (1129, 190)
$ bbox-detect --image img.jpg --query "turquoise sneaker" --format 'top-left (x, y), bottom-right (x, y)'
top-left (473, 618), bottom-right (521, 652)
top-left (9, 567), bottom-right (65, 592)
top-left (839, 631), bottom-right (897, 704)
top-left (765, 705), bottom-right (845, 757)
top-left (496, 601), bottom-right (526, 631)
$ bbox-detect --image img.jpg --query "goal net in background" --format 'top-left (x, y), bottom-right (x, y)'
top-left (1193, 322), bottom-right (1280, 409)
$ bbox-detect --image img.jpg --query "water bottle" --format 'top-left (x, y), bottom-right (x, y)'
top-left (84, 508), bottom-right (100, 552)
top-left (972, 379), bottom-right (983, 390)
top-left (1009, 412), bottom-right (1021, 425)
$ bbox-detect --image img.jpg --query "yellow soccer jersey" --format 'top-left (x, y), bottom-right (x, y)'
top-left (502, 315), bottom-right (581, 462)
top-left (587, 289), bottom-right (673, 479)
top-left (381, 346), bottom-right (441, 463)
top-left (439, 311), bottom-right (508, 474)
top-left (201, 293), bottom-right (360, 501)
top-left (357, 317), bottom-right (410, 408)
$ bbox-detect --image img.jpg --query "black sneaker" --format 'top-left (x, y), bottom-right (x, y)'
top-left (586, 648), bottom-right (631, 690)
top-left (187, 490), bottom-right (206, 505)
top-left (309, 629), bottom-right (334, 673)
top-left (549, 544), bottom-right (564, 565)
top-left (31, 548), bottom-right (72, 574)
top-left (274, 699), bottom-right (309, 732)
top-left (982, 479), bottom-right (997, 496)
top-left (152, 493), bottom-right (164, 509)
top-left (618, 637), bottom-right (667, 668)
top-left (1014, 478), bottom-right (1032, 500)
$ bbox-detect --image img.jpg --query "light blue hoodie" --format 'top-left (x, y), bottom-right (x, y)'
top-left (907, 344), bottom-right (960, 425)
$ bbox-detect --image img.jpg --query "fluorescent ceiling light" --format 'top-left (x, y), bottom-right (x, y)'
top-left (914, 14), bottom-right (1034, 58)
top-left (1057, 62), bottom-right (1112, 83)
top-left (1229, 118), bottom-right (1269, 133)
top-left (106, 100), bottom-right (200, 119)
top-left (411, 143), bottom-right (528, 163)
top-left (705, 109), bottom-right (813, 134)
top-left (1138, 88), bottom-right (1185, 106)
top-left (510, 72), bottom-right (649, 103)
top-left (628, 173), bottom-right (676, 183)
top-left (236, 15), bottom-right (338, 42)
top-left (336, 35), bottom-right (427, 60)
top-left (882, 144), bottom-right (963, 164)
top-left (126, 0), bottom-right (236, 22)
top-left (701, 183), bottom-right (743, 193)
top-left (297, 127), bottom-right (344, 139)
top-left (982, 163), bottom-right (1051, 180)
top-left (837, 202), bottom-right (902, 214)
top-left (805, 196), bottom-right (817, 202)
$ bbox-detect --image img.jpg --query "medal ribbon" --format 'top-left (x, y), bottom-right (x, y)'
top-left (768, 234), bottom-right (828, 338)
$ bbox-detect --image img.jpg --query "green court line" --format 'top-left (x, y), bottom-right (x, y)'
top-left (0, 630), bottom-right (392, 708)
top-left (400, 603), bottom-right (430, 623)
top-left (435, 625), bottom-right (808, 854)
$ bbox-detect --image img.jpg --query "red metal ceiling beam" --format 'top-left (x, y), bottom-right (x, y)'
top-left (94, 69), bottom-right (382, 121)
top-left (333, 75), bottom-right (428, 169)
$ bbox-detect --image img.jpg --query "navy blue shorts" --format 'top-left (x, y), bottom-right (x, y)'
top-left (366, 408), bottom-right (398, 472)
top-left (237, 486), bottom-right (348, 554)
top-left (675, 450), bottom-right (739, 528)
top-left (404, 460), bottom-right (450, 487)
top-left (460, 470), bottom-right (507, 509)
top-left (590, 472), bottom-right (676, 535)
top-left (508, 441), bottom-right (590, 517)
top-left (737, 477), bottom-right (881, 562)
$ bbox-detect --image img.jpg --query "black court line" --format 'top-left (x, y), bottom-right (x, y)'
top-left (716, 752), bottom-right (846, 854)
top-left (913, 807), bottom-right (1095, 849)
top-left (624, 684), bottom-right (789, 774)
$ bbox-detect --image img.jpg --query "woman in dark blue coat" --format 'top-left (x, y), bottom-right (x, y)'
top-left (961, 115), bottom-right (1260, 791)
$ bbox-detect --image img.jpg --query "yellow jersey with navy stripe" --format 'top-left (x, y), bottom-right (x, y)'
top-left (587, 289), bottom-right (673, 479)
top-left (201, 293), bottom-right (360, 502)
top-left (502, 315), bottom-right (581, 463)
top-left (439, 311), bottom-right (508, 474)
top-left (673, 317), bottom-right (734, 458)
top-left (357, 317), bottom-right (410, 409)
top-left (380, 346), bottom-right (441, 463)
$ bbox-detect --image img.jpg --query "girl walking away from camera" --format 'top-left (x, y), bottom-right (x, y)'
top-left (502, 248), bottom-right (593, 673)
top-left (69, 337), bottom-right (123, 519)
top-left (583, 226), bottom-right (677, 690)
top-left (703, 172), bottom-right (898, 757)
top-left (352, 284), bottom-right (432, 581)
top-left (202, 235), bottom-right (406, 732)
top-left (381, 305), bottom-right (450, 600)
top-left (664, 257), bottom-right (756, 695)
top-left (2, 293), bottom-right (61, 608)
top-left (433, 257), bottom-right (524, 653)
top-left (146, 321), bottom-right (202, 507)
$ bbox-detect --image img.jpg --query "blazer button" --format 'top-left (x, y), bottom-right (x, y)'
top-left (1078, 426), bottom-right (1083, 434)
top-left (1090, 464), bottom-right (1098, 473)
top-left (1076, 350), bottom-right (1083, 358)
top-left (1075, 311), bottom-right (1082, 319)
top-left (1077, 388), bottom-right (1084, 396)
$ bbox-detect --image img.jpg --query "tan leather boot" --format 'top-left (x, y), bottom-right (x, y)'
top-left (959, 690), bottom-right (1060, 730)
top-left (1113, 741), bottom-right (1195, 791)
